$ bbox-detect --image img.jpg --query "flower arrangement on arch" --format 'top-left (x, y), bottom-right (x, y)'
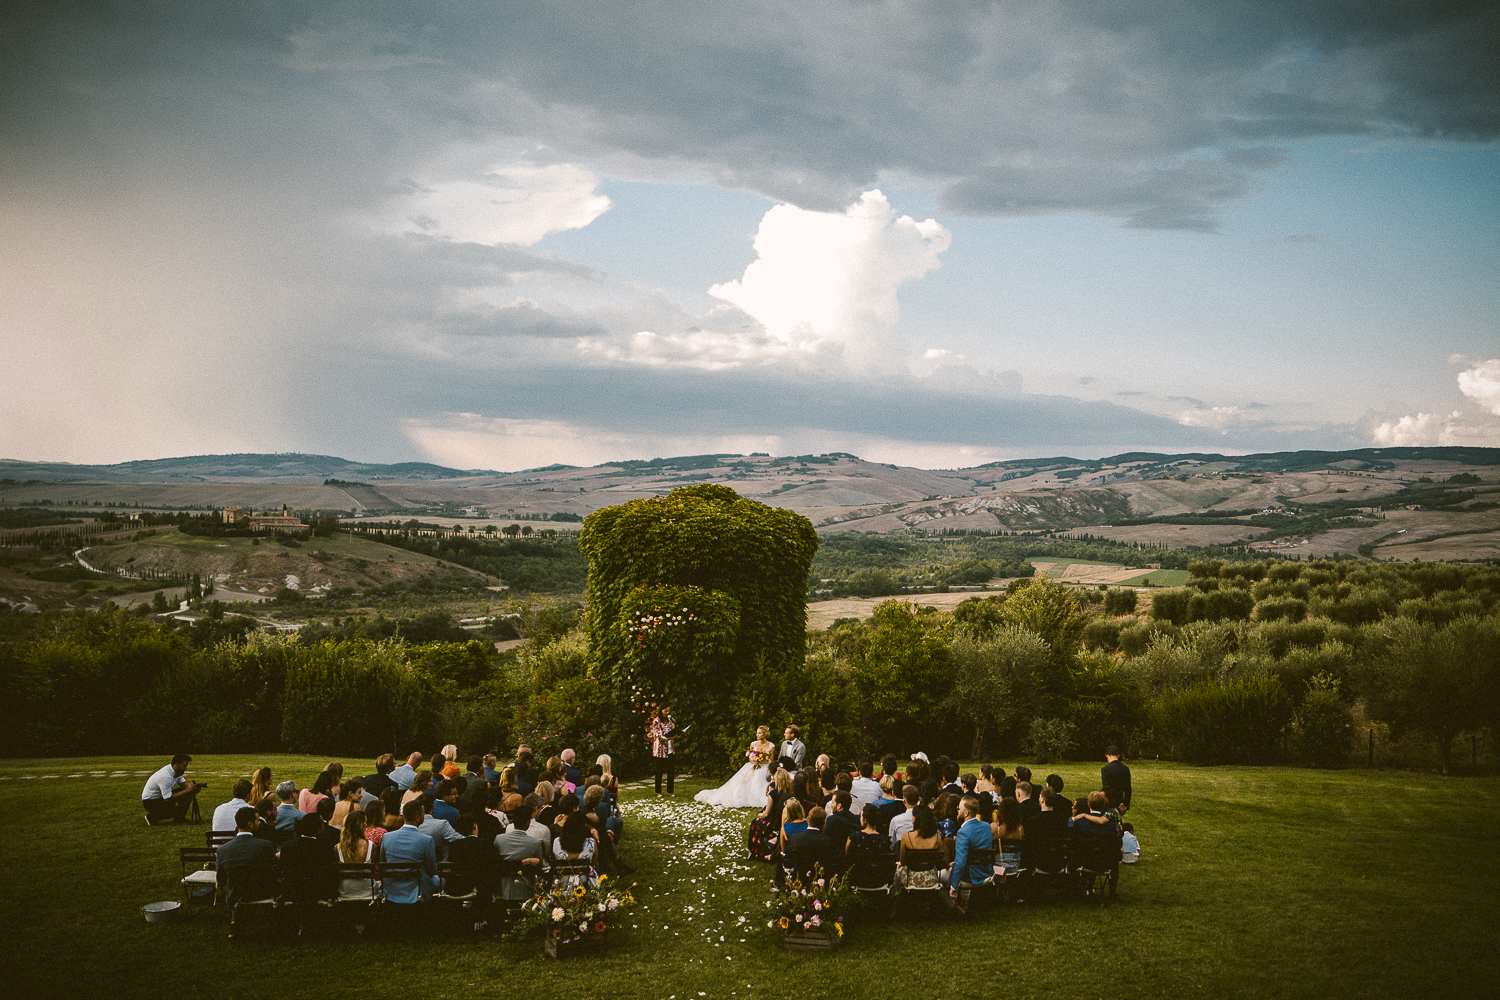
top-left (766, 868), bottom-right (851, 939)
top-left (627, 604), bottom-right (700, 650)
top-left (510, 874), bottom-right (637, 945)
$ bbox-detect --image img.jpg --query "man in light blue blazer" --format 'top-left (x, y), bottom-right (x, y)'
top-left (948, 794), bottom-right (994, 913)
top-left (380, 801), bottom-right (442, 904)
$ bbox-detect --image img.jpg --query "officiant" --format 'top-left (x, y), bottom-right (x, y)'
top-left (647, 705), bottom-right (681, 797)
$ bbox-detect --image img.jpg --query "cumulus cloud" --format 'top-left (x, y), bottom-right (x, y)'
top-left (378, 164), bottom-right (611, 246)
top-left (1176, 406), bottom-right (1255, 431)
top-left (1457, 359), bottom-right (1500, 415)
top-left (1369, 360), bottom-right (1500, 447)
top-left (707, 191), bottom-right (949, 370)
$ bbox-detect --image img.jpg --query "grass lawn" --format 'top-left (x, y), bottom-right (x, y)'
top-left (2, 756), bottom-right (1496, 998)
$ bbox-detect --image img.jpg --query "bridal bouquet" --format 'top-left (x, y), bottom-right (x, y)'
top-left (747, 749), bottom-right (772, 765)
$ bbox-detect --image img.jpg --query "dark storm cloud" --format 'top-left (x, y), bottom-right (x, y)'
top-left (4, 2), bottom-right (1496, 230)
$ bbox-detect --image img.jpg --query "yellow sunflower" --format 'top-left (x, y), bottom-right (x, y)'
top-left (573, 886), bottom-right (587, 898)
top-left (777, 916), bottom-right (789, 930)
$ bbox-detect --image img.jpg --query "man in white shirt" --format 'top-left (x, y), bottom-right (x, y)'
top-left (141, 753), bottom-right (203, 825)
top-left (850, 759), bottom-right (882, 811)
top-left (389, 752), bottom-right (422, 791)
top-left (887, 784), bottom-right (921, 851)
top-left (211, 779), bottom-right (254, 832)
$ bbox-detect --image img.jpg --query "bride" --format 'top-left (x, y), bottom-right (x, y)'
top-left (694, 726), bottom-right (777, 808)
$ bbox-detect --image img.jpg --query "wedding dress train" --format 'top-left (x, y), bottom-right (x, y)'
top-left (694, 761), bottom-right (770, 808)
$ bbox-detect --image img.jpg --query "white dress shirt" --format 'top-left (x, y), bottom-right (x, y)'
top-left (888, 808), bottom-right (916, 851)
top-left (141, 764), bottom-right (179, 802)
top-left (211, 797), bottom-right (250, 832)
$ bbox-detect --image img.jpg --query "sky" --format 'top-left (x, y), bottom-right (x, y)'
top-left (2, 2), bottom-right (1498, 472)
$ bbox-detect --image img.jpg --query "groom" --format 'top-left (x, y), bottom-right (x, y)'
top-left (779, 725), bottom-right (806, 770)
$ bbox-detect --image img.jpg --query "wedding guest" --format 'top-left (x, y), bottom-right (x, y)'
top-left (495, 803), bottom-right (547, 900)
top-left (779, 799), bottom-right (808, 855)
top-left (299, 770), bottom-right (337, 815)
top-left (380, 789), bottom-right (403, 831)
top-left (439, 745), bottom-right (462, 778)
top-left (895, 804), bottom-right (947, 891)
top-left (784, 806), bottom-right (837, 882)
top-left (994, 797), bottom-right (1024, 873)
top-left (389, 752), bottom-right (421, 791)
top-left (361, 799), bottom-right (387, 849)
top-left (380, 801), bottom-right (442, 904)
top-left (274, 781), bottom-right (303, 833)
top-left (329, 778), bottom-right (365, 830)
top-left (363, 754), bottom-right (398, 799)
top-left (416, 795), bottom-right (464, 861)
top-left (401, 770), bottom-right (432, 807)
top-left (887, 784), bottom-right (921, 850)
top-left (824, 791), bottom-right (860, 853)
top-left (1017, 780), bottom-right (1040, 825)
top-left (948, 795), bottom-right (994, 913)
top-left (596, 754), bottom-right (619, 797)
top-left (431, 780), bottom-right (461, 822)
top-left (749, 768), bottom-right (793, 861)
top-left (846, 805), bottom-right (892, 857)
top-left (482, 754), bottom-right (500, 783)
top-left (322, 762), bottom-right (344, 797)
top-left (248, 766), bottom-right (274, 807)
top-left (212, 779), bottom-right (254, 833)
top-left (976, 765), bottom-right (999, 797)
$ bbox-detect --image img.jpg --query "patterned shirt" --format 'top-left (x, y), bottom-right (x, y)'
top-left (648, 715), bottom-right (676, 758)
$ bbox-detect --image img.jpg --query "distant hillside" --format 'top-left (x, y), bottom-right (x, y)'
top-left (0, 453), bottom-right (498, 484)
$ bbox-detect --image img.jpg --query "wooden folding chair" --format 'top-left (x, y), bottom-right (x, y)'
top-left (893, 847), bottom-right (948, 918)
top-left (206, 830), bottom-right (235, 850)
top-left (178, 846), bottom-right (219, 910)
top-left (222, 863), bottom-right (279, 934)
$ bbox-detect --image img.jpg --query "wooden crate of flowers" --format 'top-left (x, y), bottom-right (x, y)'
top-left (769, 868), bottom-right (850, 950)
top-left (511, 874), bottom-right (636, 958)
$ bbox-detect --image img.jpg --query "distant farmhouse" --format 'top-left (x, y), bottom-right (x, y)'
top-left (222, 504), bottom-right (305, 531)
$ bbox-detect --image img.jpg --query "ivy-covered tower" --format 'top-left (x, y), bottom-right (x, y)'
top-left (579, 484), bottom-right (819, 762)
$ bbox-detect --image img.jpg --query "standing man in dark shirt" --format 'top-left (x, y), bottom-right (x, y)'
top-left (1102, 746), bottom-right (1132, 813)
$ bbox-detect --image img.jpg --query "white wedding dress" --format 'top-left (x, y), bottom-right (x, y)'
top-left (694, 744), bottom-right (773, 808)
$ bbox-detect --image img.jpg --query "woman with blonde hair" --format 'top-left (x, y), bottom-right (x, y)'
top-left (595, 754), bottom-right (618, 796)
top-left (439, 745), bottom-right (461, 778)
top-left (499, 766), bottom-right (518, 796)
top-left (247, 766), bottom-right (274, 807)
top-left (748, 767), bottom-right (793, 862)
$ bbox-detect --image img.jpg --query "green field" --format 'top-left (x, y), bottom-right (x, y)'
top-left (1116, 568), bottom-right (1192, 587)
top-left (2, 755), bottom-right (1495, 997)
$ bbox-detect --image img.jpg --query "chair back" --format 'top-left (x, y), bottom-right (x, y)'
top-left (846, 855), bottom-right (898, 891)
top-left (222, 862), bottom-right (279, 904)
top-left (338, 863), bottom-right (381, 901)
top-left (206, 830), bottom-right (235, 849)
top-left (179, 846), bottom-right (218, 872)
top-left (900, 847), bottom-right (947, 872)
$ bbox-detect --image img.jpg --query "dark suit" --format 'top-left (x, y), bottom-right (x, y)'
top-left (1102, 760), bottom-right (1132, 807)
top-left (823, 808), bottom-right (860, 853)
top-left (216, 832), bottom-right (277, 917)
top-left (784, 827), bottom-right (839, 881)
top-left (279, 834), bottom-right (339, 903)
top-left (447, 836), bottom-right (502, 898)
top-left (363, 773), bottom-right (397, 798)
top-left (564, 764), bottom-right (582, 786)
top-left (1019, 809), bottom-right (1069, 874)
top-left (1018, 797), bottom-right (1041, 826)
top-left (876, 798), bottom-right (906, 834)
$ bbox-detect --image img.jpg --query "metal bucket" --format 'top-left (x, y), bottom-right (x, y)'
top-left (141, 900), bottom-right (180, 924)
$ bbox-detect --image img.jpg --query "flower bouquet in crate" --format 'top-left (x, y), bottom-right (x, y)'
top-left (511, 875), bottom-right (636, 958)
top-left (767, 868), bottom-right (851, 950)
